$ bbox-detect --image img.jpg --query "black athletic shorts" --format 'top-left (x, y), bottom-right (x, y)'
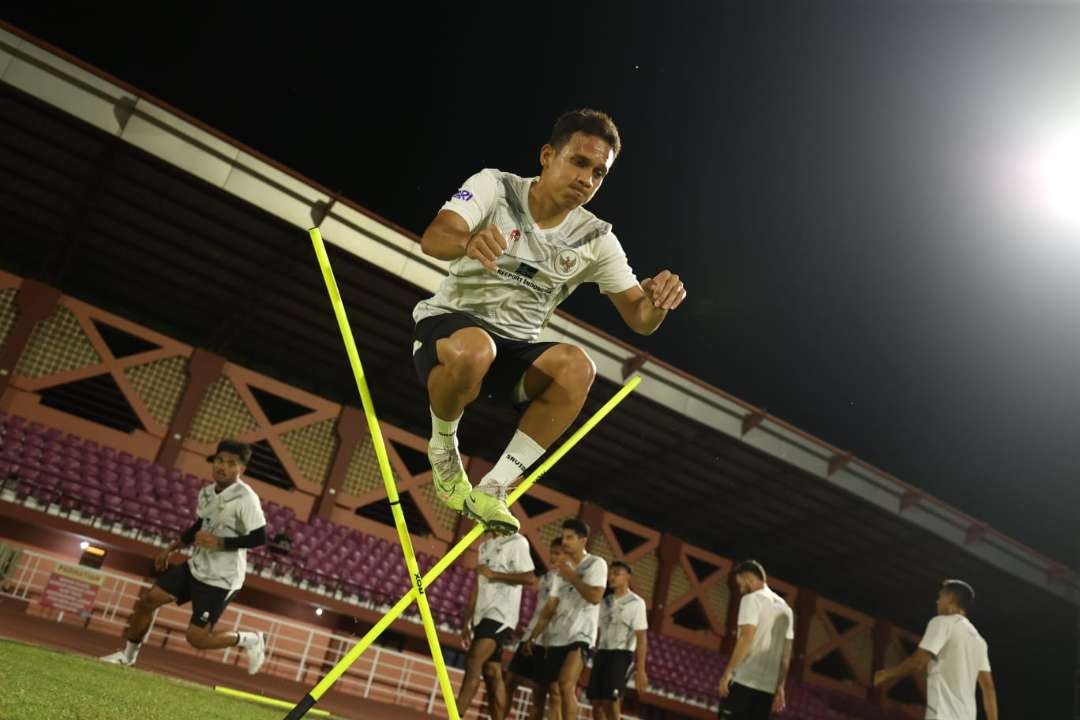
top-left (718, 682), bottom-right (774, 720)
top-left (412, 312), bottom-right (557, 407)
top-left (542, 642), bottom-right (593, 685)
top-left (509, 643), bottom-right (546, 683)
top-left (472, 617), bottom-right (513, 648)
top-left (156, 561), bottom-right (236, 628)
top-left (586, 649), bottom-right (634, 701)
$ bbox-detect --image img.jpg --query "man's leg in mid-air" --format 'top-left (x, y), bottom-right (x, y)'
top-left (424, 324), bottom-right (497, 512)
top-left (100, 585), bottom-right (175, 666)
top-left (465, 343), bottom-right (596, 534)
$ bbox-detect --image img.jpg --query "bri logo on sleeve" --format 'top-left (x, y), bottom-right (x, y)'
top-left (451, 189), bottom-right (473, 201)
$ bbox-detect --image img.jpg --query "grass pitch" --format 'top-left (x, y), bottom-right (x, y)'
top-left (0, 639), bottom-right (318, 719)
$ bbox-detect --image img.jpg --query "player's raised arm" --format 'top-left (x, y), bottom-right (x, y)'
top-left (609, 270), bottom-right (687, 335)
top-left (421, 210), bottom-right (507, 271)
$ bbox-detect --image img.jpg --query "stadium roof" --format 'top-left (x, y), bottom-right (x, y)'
top-left (1, 21), bottom-right (1075, 645)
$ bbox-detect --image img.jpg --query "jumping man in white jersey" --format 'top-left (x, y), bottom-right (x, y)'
top-left (587, 560), bottom-right (649, 720)
top-left (874, 580), bottom-right (998, 720)
top-left (414, 109), bottom-right (687, 535)
top-left (457, 531), bottom-right (536, 719)
top-left (101, 440), bottom-right (268, 673)
top-left (718, 560), bottom-right (795, 720)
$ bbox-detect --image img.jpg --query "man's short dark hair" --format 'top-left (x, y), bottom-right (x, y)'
top-left (549, 537), bottom-right (563, 548)
top-left (549, 109), bottom-right (622, 157)
top-left (562, 518), bottom-right (590, 538)
top-left (733, 560), bottom-right (766, 582)
top-left (207, 438), bottom-right (252, 465)
top-left (942, 579), bottom-right (975, 610)
top-left (610, 560), bottom-right (632, 574)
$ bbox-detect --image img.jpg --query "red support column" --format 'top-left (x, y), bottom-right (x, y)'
top-left (791, 589), bottom-right (819, 684)
top-left (154, 349), bottom-right (225, 468)
top-left (311, 406), bottom-right (365, 522)
top-left (0, 280), bottom-right (61, 399)
top-left (869, 617), bottom-right (893, 705)
top-left (649, 533), bottom-right (683, 627)
top-left (722, 574), bottom-right (741, 655)
top-left (578, 501), bottom-right (606, 552)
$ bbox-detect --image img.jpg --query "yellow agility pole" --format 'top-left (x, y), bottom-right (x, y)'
top-left (307, 227), bottom-right (460, 719)
top-left (214, 687), bottom-right (331, 717)
top-left (284, 373), bottom-right (642, 719)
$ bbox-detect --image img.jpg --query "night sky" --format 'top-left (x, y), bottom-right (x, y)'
top-left (7, 3), bottom-right (1080, 570)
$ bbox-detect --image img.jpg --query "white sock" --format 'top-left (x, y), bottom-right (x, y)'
top-left (236, 631), bottom-right (260, 649)
top-left (430, 407), bottom-right (461, 448)
top-left (478, 430), bottom-right (545, 492)
top-left (124, 640), bottom-right (141, 659)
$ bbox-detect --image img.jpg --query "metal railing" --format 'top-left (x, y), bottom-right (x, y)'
top-left (0, 544), bottom-right (638, 719)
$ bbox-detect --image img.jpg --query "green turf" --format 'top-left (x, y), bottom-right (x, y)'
top-left (0, 639), bottom-right (322, 720)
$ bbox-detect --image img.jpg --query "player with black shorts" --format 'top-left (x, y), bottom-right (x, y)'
top-left (718, 561), bottom-right (795, 720)
top-left (101, 440), bottom-right (268, 673)
top-left (415, 109), bottom-right (687, 537)
top-left (587, 561), bottom-right (649, 720)
top-left (520, 519), bottom-right (607, 720)
top-left (457, 531), bottom-right (535, 719)
top-left (505, 537), bottom-right (567, 719)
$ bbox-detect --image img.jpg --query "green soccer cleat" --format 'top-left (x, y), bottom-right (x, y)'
top-left (464, 488), bottom-right (520, 536)
top-left (428, 441), bottom-right (472, 512)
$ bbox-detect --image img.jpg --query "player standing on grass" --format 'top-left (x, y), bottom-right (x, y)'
top-left (874, 580), bottom-right (997, 720)
top-left (718, 560), bottom-right (794, 720)
top-left (504, 537), bottom-right (567, 719)
top-left (519, 519), bottom-right (607, 720)
top-left (587, 560), bottom-right (649, 720)
top-left (413, 109), bottom-right (687, 535)
top-left (456, 531), bottom-right (536, 719)
top-left (101, 440), bottom-right (268, 674)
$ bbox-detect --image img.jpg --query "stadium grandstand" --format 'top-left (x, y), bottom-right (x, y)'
top-left (0, 20), bottom-right (1076, 720)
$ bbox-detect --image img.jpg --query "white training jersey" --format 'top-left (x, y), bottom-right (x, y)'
top-left (597, 590), bottom-right (649, 652)
top-left (918, 614), bottom-right (991, 720)
top-left (523, 569), bottom-right (559, 647)
top-left (473, 533), bottom-right (534, 632)
top-left (188, 478), bottom-right (266, 591)
top-left (732, 586), bottom-right (795, 694)
top-left (413, 169), bottom-right (638, 342)
top-left (545, 553), bottom-right (608, 647)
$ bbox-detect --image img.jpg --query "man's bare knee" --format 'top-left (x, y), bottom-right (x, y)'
top-left (438, 328), bottom-right (496, 386)
top-left (185, 625), bottom-right (211, 649)
top-left (135, 587), bottom-right (172, 613)
top-left (483, 662), bottom-right (502, 681)
top-left (539, 345), bottom-right (596, 394)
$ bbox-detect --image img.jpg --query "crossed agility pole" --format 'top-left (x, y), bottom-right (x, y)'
top-left (286, 229), bottom-right (640, 719)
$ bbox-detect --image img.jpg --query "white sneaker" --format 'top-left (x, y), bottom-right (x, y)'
top-left (100, 650), bottom-right (135, 666)
top-left (246, 632), bottom-right (267, 674)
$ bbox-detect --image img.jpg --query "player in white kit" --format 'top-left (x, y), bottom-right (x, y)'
top-left (101, 440), bottom-right (268, 673)
top-left (520, 519), bottom-right (607, 720)
top-left (587, 560), bottom-right (649, 720)
top-left (505, 537), bottom-right (567, 719)
top-left (414, 109), bottom-right (687, 536)
top-left (718, 560), bottom-right (795, 720)
top-left (874, 580), bottom-right (998, 720)
top-left (457, 531), bottom-right (536, 719)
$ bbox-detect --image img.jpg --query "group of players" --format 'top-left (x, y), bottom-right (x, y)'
top-left (458, 521), bottom-right (648, 720)
top-left (101, 108), bottom-right (997, 720)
